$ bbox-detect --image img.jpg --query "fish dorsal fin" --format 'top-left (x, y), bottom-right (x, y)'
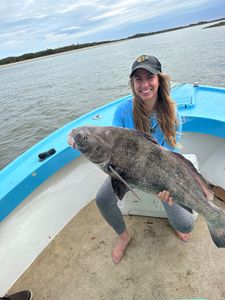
top-left (171, 152), bottom-right (213, 200)
top-left (131, 129), bottom-right (159, 145)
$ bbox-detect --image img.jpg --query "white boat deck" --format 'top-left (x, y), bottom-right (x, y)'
top-left (6, 198), bottom-right (225, 300)
top-left (1, 132), bottom-right (225, 299)
top-left (0, 156), bottom-right (106, 295)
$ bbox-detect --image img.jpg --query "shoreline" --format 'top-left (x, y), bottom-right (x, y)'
top-left (1, 18), bottom-right (224, 68)
top-left (0, 41), bottom-right (122, 68)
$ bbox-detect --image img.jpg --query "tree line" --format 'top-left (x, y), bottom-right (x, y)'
top-left (0, 41), bottom-right (111, 66)
top-left (0, 18), bottom-right (224, 66)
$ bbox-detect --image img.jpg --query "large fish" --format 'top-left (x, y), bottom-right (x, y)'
top-left (70, 125), bottom-right (225, 248)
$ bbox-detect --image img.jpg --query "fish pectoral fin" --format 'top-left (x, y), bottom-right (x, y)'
top-left (179, 204), bottom-right (193, 214)
top-left (107, 165), bottom-right (128, 200)
top-left (108, 165), bottom-right (142, 202)
top-left (111, 178), bottom-right (128, 200)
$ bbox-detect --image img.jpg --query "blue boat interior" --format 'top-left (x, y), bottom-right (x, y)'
top-left (1, 84), bottom-right (225, 221)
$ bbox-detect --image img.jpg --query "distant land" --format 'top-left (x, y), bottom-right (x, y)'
top-left (203, 20), bottom-right (225, 29)
top-left (0, 17), bottom-right (224, 66)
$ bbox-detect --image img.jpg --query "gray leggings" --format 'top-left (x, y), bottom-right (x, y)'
top-left (96, 177), bottom-right (194, 235)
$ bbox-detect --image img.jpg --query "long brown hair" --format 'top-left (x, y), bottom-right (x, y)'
top-left (130, 72), bottom-right (179, 147)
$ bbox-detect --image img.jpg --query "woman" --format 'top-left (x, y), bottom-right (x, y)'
top-left (95, 55), bottom-right (194, 264)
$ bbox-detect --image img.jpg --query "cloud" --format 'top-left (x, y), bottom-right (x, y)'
top-left (72, 0), bottom-right (208, 39)
top-left (0, 0), bottom-right (218, 58)
top-left (90, 0), bottom-right (208, 25)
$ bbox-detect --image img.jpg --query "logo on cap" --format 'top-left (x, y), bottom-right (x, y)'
top-left (136, 55), bottom-right (149, 63)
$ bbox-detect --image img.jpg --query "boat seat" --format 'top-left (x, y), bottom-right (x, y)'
top-left (118, 154), bottom-right (199, 220)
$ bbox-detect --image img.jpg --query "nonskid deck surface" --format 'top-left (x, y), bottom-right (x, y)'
top-left (0, 156), bottom-right (106, 295)
top-left (9, 198), bottom-right (225, 300)
top-left (2, 132), bottom-right (225, 298)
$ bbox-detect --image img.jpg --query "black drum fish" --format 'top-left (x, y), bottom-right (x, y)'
top-left (70, 125), bottom-right (225, 248)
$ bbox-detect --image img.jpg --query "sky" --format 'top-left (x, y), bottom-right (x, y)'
top-left (0, 0), bottom-right (224, 59)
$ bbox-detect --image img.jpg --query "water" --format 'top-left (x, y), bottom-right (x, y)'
top-left (0, 23), bottom-right (225, 170)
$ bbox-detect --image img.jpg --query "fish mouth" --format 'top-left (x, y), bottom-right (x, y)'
top-left (73, 140), bottom-right (89, 152)
top-left (77, 146), bottom-right (89, 152)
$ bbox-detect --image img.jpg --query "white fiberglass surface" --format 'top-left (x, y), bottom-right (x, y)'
top-left (0, 132), bottom-right (224, 294)
top-left (181, 132), bottom-right (225, 188)
top-left (0, 156), bottom-right (106, 295)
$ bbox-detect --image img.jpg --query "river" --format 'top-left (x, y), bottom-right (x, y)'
top-left (0, 23), bottom-right (225, 169)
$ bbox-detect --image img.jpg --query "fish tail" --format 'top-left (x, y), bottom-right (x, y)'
top-left (206, 203), bottom-right (225, 248)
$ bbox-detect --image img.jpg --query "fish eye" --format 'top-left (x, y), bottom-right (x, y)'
top-left (82, 135), bottom-right (87, 141)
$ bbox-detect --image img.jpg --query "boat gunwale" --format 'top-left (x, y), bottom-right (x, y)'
top-left (1, 84), bottom-right (225, 221)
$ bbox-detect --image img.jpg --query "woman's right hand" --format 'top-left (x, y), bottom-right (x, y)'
top-left (157, 190), bottom-right (174, 206)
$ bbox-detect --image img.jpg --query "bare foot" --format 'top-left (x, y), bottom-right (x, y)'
top-left (175, 230), bottom-right (191, 242)
top-left (112, 230), bottom-right (131, 264)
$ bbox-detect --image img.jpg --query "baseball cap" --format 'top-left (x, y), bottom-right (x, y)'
top-left (130, 55), bottom-right (162, 77)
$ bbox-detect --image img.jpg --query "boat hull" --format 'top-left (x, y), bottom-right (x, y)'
top-left (1, 83), bottom-right (225, 294)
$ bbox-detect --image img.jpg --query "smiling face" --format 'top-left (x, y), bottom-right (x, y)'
top-left (132, 68), bottom-right (160, 108)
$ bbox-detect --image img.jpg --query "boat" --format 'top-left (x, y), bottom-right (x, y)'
top-left (1, 83), bottom-right (225, 299)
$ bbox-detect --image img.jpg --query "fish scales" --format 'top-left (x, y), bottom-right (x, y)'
top-left (71, 125), bottom-right (225, 248)
top-left (110, 129), bottom-right (202, 205)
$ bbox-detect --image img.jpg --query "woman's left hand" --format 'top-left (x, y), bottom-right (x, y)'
top-left (157, 190), bottom-right (174, 206)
